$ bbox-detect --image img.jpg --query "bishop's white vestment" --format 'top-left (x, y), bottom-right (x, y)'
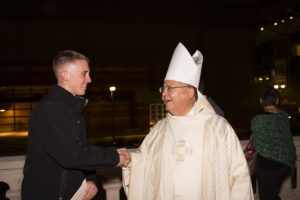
top-left (122, 94), bottom-right (254, 200)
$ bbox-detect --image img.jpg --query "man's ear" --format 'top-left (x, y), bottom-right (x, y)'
top-left (61, 69), bottom-right (69, 81)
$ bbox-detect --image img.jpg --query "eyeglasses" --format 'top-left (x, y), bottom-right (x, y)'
top-left (159, 86), bottom-right (192, 93)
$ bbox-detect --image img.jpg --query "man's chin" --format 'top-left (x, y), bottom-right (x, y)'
top-left (76, 91), bottom-right (86, 96)
top-left (80, 89), bottom-right (87, 95)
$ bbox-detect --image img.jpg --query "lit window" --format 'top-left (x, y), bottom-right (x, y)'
top-left (259, 77), bottom-right (263, 81)
top-left (260, 27), bottom-right (264, 31)
top-left (265, 77), bottom-right (269, 80)
top-left (274, 85), bottom-right (279, 89)
top-left (290, 16), bottom-right (293, 20)
top-left (280, 84), bottom-right (286, 89)
top-left (0, 109), bottom-right (5, 112)
top-left (109, 86), bottom-right (116, 92)
top-left (281, 19), bottom-right (285, 23)
top-left (296, 44), bottom-right (300, 56)
top-left (274, 22), bottom-right (278, 26)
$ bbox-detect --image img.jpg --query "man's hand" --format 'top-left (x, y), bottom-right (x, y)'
top-left (82, 181), bottom-right (98, 200)
top-left (117, 152), bottom-right (126, 167)
top-left (117, 148), bottom-right (131, 167)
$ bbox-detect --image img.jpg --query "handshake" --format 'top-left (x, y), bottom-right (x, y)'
top-left (117, 148), bottom-right (131, 167)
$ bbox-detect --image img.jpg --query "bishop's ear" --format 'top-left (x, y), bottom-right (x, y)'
top-left (188, 87), bottom-right (195, 99)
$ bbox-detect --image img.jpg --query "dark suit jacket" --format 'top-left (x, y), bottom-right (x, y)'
top-left (22, 85), bottom-right (119, 200)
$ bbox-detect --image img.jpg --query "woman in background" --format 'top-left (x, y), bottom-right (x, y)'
top-left (251, 87), bottom-right (296, 200)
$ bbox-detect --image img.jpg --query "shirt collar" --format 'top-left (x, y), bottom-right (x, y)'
top-left (51, 85), bottom-right (88, 114)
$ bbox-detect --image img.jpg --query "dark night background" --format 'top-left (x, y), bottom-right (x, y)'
top-left (0, 0), bottom-right (300, 152)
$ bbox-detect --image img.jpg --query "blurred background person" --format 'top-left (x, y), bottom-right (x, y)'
top-left (0, 182), bottom-right (10, 200)
top-left (198, 81), bottom-right (224, 117)
top-left (251, 87), bottom-right (296, 200)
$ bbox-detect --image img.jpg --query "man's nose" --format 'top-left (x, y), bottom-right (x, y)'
top-left (87, 75), bottom-right (92, 83)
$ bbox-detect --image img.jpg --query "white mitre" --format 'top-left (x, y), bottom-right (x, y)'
top-left (164, 42), bottom-right (203, 89)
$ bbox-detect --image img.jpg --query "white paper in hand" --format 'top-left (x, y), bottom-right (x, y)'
top-left (71, 178), bottom-right (87, 200)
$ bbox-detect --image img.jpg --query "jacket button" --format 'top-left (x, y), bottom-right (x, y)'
top-left (77, 120), bottom-right (80, 124)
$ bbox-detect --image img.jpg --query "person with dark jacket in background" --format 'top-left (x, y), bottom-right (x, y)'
top-left (21, 50), bottom-right (126, 200)
top-left (198, 81), bottom-right (224, 117)
top-left (0, 182), bottom-right (10, 200)
top-left (251, 87), bottom-right (296, 200)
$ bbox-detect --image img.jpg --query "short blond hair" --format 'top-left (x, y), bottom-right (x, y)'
top-left (52, 50), bottom-right (89, 78)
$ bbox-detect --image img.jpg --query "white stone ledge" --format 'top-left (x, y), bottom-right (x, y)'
top-left (1, 137), bottom-right (300, 200)
top-left (0, 155), bottom-right (25, 200)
